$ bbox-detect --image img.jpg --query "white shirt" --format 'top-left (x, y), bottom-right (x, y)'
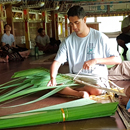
top-left (1, 33), bottom-right (15, 46)
top-left (55, 28), bottom-right (119, 78)
top-left (35, 35), bottom-right (50, 46)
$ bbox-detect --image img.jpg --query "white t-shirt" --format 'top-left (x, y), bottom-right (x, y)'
top-left (55, 28), bottom-right (119, 79)
top-left (121, 16), bottom-right (130, 35)
top-left (35, 35), bottom-right (50, 46)
top-left (1, 33), bottom-right (15, 46)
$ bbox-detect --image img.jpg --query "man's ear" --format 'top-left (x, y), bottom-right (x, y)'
top-left (83, 16), bottom-right (87, 23)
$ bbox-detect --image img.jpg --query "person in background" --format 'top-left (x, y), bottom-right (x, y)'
top-left (1, 24), bottom-right (15, 47)
top-left (1, 24), bottom-right (30, 59)
top-left (0, 50), bottom-right (9, 63)
top-left (119, 86), bottom-right (130, 112)
top-left (35, 28), bottom-right (50, 52)
top-left (125, 86), bottom-right (130, 112)
top-left (116, 15), bottom-right (130, 60)
top-left (47, 5), bottom-right (121, 98)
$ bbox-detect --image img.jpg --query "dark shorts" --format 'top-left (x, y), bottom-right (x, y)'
top-left (116, 33), bottom-right (130, 43)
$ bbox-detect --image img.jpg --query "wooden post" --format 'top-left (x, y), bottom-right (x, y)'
top-left (65, 15), bottom-right (68, 37)
top-left (51, 11), bottom-right (59, 40)
top-left (0, 4), bottom-right (4, 41)
top-left (5, 4), bottom-right (14, 35)
top-left (59, 22), bottom-right (63, 36)
top-left (51, 11), bottom-right (55, 39)
top-left (55, 13), bottom-right (58, 40)
top-left (23, 9), bottom-right (30, 49)
top-left (42, 11), bottom-right (46, 30)
top-left (70, 24), bottom-right (73, 34)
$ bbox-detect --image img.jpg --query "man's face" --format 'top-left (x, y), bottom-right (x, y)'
top-left (69, 16), bottom-right (86, 35)
top-left (41, 30), bottom-right (45, 36)
top-left (5, 25), bottom-right (11, 31)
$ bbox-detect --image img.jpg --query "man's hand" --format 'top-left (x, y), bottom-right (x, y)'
top-left (47, 78), bottom-right (57, 86)
top-left (83, 59), bottom-right (97, 70)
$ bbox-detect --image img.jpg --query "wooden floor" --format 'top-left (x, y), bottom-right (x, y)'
top-left (0, 55), bottom-right (128, 130)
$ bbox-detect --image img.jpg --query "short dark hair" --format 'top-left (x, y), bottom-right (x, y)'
top-left (4, 24), bottom-right (10, 29)
top-left (67, 5), bottom-right (86, 19)
top-left (38, 28), bottom-right (44, 33)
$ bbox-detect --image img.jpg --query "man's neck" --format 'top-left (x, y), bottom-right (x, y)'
top-left (6, 31), bottom-right (10, 36)
top-left (77, 26), bottom-right (90, 38)
top-left (40, 34), bottom-right (45, 37)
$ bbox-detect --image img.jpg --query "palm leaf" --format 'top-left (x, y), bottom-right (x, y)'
top-left (0, 102), bottom-right (118, 129)
top-left (0, 67), bottom-right (77, 107)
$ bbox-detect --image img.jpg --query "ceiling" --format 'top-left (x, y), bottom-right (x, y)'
top-left (1, 0), bottom-right (130, 16)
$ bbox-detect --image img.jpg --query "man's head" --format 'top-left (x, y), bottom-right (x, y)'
top-left (67, 5), bottom-right (87, 35)
top-left (4, 24), bottom-right (11, 32)
top-left (67, 5), bottom-right (86, 19)
top-left (38, 28), bottom-right (45, 36)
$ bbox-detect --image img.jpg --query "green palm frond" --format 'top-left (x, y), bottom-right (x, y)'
top-left (0, 101), bottom-right (118, 129)
top-left (0, 67), bottom-right (77, 107)
top-left (0, 67), bottom-right (119, 129)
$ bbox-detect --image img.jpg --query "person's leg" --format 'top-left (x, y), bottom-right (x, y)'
top-left (108, 61), bottom-right (130, 80)
top-left (116, 33), bottom-right (130, 60)
top-left (24, 50), bottom-right (30, 58)
top-left (4, 55), bottom-right (9, 62)
top-left (75, 85), bottom-right (103, 95)
top-left (117, 39), bottom-right (128, 60)
top-left (0, 55), bottom-right (9, 62)
top-left (58, 87), bottom-right (90, 98)
top-left (19, 50), bottom-right (30, 58)
top-left (119, 95), bottom-right (129, 106)
top-left (19, 51), bottom-right (26, 58)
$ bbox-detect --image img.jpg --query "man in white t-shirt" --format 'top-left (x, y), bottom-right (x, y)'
top-left (35, 28), bottom-right (50, 52)
top-left (47, 5), bottom-right (121, 98)
top-left (116, 15), bottom-right (130, 60)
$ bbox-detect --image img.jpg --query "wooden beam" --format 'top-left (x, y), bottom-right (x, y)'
top-left (23, 9), bottom-right (30, 49)
top-left (0, 4), bottom-right (4, 42)
top-left (5, 3), bottom-right (14, 35)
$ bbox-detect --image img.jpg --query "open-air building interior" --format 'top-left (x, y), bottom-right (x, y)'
top-left (0, 0), bottom-right (130, 130)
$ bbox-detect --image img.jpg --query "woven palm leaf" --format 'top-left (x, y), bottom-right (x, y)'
top-left (0, 101), bottom-right (118, 129)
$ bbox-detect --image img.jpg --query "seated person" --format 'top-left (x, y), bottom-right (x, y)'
top-left (116, 15), bottom-right (130, 60)
top-left (125, 86), bottom-right (130, 112)
top-left (47, 5), bottom-right (121, 98)
top-left (35, 28), bottom-right (50, 52)
top-left (49, 38), bottom-right (61, 53)
top-left (119, 86), bottom-right (130, 112)
top-left (108, 61), bottom-right (130, 112)
top-left (1, 24), bottom-right (30, 59)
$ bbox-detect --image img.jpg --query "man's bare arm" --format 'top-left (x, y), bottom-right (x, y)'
top-left (83, 56), bottom-right (122, 70)
top-left (47, 60), bottom-right (61, 86)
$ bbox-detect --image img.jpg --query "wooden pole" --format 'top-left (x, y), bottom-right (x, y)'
top-left (55, 13), bottom-right (59, 40)
top-left (23, 9), bottom-right (30, 49)
top-left (42, 11), bottom-right (46, 30)
top-left (65, 15), bottom-right (68, 37)
top-left (5, 4), bottom-right (14, 35)
top-left (51, 11), bottom-right (59, 40)
top-left (0, 4), bottom-right (4, 41)
top-left (51, 11), bottom-right (55, 39)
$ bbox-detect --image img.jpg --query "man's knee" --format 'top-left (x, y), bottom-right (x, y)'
top-left (89, 88), bottom-right (102, 96)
